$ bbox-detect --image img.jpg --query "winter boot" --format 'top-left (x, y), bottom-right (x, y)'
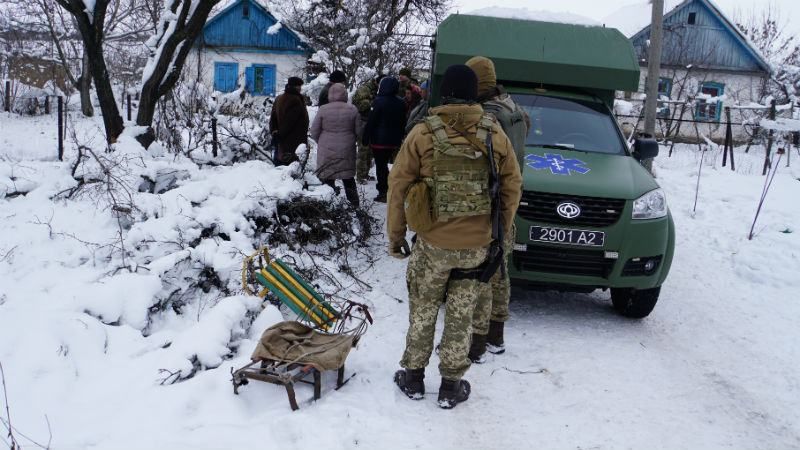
top-left (467, 333), bottom-right (488, 364)
top-left (437, 378), bottom-right (471, 409)
top-left (486, 320), bottom-right (506, 354)
top-left (394, 368), bottom-right (425, 400)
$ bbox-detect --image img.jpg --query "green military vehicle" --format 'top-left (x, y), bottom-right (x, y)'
top-left (429, 14), bottom-right (675, 318)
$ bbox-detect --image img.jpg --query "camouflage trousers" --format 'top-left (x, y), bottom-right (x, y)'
top-left (356, 141), bottom-right (373, 180)
top-left (400, 238), bottom-right (489, 380)
top-left (472, 224), bottom-right (515, 335)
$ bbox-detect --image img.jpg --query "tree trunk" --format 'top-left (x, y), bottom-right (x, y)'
top-left (79, 50), bottom-right (95, 117)
top-left (86, 40), bottom-right (124, 143)
top-left (55, 0), bottom-right (123, 143)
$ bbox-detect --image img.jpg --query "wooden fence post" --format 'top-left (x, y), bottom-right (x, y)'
top-left (762, 99), bottom-right (776, 176)
top-left (4, 80), bottom-right (10, 112)
top-left (211, 117), bottom-right (218, 158)
top-left (127, 94), bottom-right (132, 121)
top-left (57, 96), bottom-right (64, 161)
top-left (44, 96), bottom-right (51, 114)
top-left (722, 106), bottom-right (734, 171)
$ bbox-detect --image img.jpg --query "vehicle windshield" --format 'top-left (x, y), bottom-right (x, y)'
top-left (510, 93), bottom-right (627, 155)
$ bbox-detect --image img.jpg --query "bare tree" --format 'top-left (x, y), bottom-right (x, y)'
top-left (276, 0), bottom-right (448, 85)
top-left (735, 2), bottom-right (799, 104)
top-left (135, 0), bottom-right (221, 148)
top-left (52, 0), bottom-right (125, 141)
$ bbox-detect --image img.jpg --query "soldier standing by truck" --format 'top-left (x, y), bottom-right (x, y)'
top-left (465, 56), bottom-right (530, 362)
top-left (388, 65), bottom-right (522, 409)
top-left (352, 74), bottom-right (384, 183)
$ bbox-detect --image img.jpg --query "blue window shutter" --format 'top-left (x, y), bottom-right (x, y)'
top-left (265, 65), bottom-right (275, 96)
top-left (245, 66), bottom-right (255, 94)
top-left (214, 62), bottom-right (238, 93)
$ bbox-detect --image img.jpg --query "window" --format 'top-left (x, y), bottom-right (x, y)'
top-left (688, 12), bottom-right (696, 25)
top-left (245, 64), bottom-right (276, 96)
top-left (657, 77), bottom-right (672, 118)
top-left (695, 82), bottom-right (725, 121)
top-left (242, 0), bottom-right (249, 18)
top-left (511, 94), bottom-right (627, 155)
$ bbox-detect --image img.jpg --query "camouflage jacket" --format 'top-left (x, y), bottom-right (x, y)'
top-left (352, 79), bottom-right (379, 117)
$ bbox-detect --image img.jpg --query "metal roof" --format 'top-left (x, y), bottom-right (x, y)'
top-left (433, 14), bottom-right (641, 94)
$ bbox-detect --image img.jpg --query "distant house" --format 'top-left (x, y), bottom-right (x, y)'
top-left (604, 0), bottom-right (771, 141)
top-left (186, 0), bottom-right (313, 97)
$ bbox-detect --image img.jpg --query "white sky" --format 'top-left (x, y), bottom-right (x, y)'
top-left (451, 0), bottom-right (800, 34)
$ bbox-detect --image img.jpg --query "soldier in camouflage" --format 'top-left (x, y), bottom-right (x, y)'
top-left (387, 65), bottom-right (522, 409)
top-left (351, 75), bottom-right (383, 182)
top-left (465, 56), bottom-right (530, 362)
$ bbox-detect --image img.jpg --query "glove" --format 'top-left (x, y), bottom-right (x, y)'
top-left (389, 239), bottom-right (411, 259)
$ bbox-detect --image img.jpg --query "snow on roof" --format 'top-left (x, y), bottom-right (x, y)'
top-left (602, 0), bottom-right (683, 38)
top-left (207, 0), bottom-right (311, 45)
top-left (467, 6), bottom-right (599, 27)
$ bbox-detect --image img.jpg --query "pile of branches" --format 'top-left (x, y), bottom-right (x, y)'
top-left (252, 195), bottom-right (381, 294)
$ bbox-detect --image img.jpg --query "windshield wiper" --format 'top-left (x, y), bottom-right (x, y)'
top-left (536, 144), bottom-right (595, 153)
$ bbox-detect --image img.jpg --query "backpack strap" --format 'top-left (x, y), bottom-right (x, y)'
top-left (475, 113), bottom-right (495, 142)
top-left (424, 115), bottom-right (451, 148)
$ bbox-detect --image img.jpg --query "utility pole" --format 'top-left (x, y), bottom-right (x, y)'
top-left (642, 0), bottom-right (665, 173)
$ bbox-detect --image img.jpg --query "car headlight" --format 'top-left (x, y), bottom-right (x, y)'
top-left (632, 188), bottom-right (668, 220)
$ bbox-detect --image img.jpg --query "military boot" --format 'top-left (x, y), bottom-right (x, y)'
top-left (394, 368), bottom-right (425, 400)
top-left (467, 333), bottom-right (487, 364)
top-left (487, 320), bottom-right (506, 354)
top-left (437, 378), bottom-right (471, 409)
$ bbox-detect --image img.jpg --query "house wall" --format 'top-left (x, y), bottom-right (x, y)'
top-left (626, 67), bottom-right (767, 142)
top-left (185, 47), bottom-right (308, 95)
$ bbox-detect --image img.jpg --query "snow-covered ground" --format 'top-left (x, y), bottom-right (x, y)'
top-left (1, 112), bottom-right (799, 449)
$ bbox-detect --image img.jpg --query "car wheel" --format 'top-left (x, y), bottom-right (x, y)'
top-left (610, 287), bottom-right (660, 318)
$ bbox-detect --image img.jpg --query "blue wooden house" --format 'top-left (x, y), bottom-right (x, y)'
top-left (604, 0), bottom-right (771, 139)
top-left (189, 0), bottom-right (313, 97)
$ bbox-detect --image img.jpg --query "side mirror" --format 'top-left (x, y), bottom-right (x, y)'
top-left (633, 136), bottom-right (659, 161)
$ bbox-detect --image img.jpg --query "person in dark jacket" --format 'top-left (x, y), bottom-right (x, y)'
top-left (269, 77), bottom-right (309, 166)
top-left (318, 70), bottom-right (347, 106)
top-left (362, 76), bottom-right (406, 203)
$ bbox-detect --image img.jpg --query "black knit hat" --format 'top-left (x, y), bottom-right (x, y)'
top-left (439, 64), bottom-right (478, 101)
top-left (329, 70), bottom-right (347, 83)
top-left (287, 76), bottom-right (304, 87)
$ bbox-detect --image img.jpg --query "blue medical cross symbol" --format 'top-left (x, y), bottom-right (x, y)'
top-left (525, 153), bottom-right (591, 176)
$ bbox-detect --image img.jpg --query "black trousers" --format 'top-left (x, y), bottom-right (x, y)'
top-left (372, 147), bottom-right (397, 196)
top-left (324, 178), bottom-right (359, 206)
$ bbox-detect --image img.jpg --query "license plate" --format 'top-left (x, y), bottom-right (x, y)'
top-left (530, 226), bottom-right (605, 247)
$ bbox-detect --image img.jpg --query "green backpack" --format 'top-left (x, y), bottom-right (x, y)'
top-left (404, 114), bottom-right (495, 231)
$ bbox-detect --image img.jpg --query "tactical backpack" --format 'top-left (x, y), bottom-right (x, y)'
top-left (404, 114), bottom-right (496, 232)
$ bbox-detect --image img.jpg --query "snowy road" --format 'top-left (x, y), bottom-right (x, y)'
top-left (1, 116), bottom-right (799, 450)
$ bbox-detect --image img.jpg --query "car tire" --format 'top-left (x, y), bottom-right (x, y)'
top-left (610, 287), bottom-right (660, 318)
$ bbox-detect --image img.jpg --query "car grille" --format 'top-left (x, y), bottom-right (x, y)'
top-left (513, 245), bottom-right (616, 278)
top-left (517, 191), bottom-right (626, 227)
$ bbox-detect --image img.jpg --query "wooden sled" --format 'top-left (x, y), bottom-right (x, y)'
top-left (234, 247), bottom-right (371, 410)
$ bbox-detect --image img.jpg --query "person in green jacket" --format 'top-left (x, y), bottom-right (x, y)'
top-left (464, 56), bottom-right (530, 362)
top-left (352, 75), bottom-right (384, 183)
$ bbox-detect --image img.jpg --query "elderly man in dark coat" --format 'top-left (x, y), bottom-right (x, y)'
top-left (310, 83), bottom-right (361, 206)
top-left (269, 77), bottom-right (309, 166)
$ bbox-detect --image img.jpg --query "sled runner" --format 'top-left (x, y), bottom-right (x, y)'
top-left (234, 247), bottom-right (372, 410)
